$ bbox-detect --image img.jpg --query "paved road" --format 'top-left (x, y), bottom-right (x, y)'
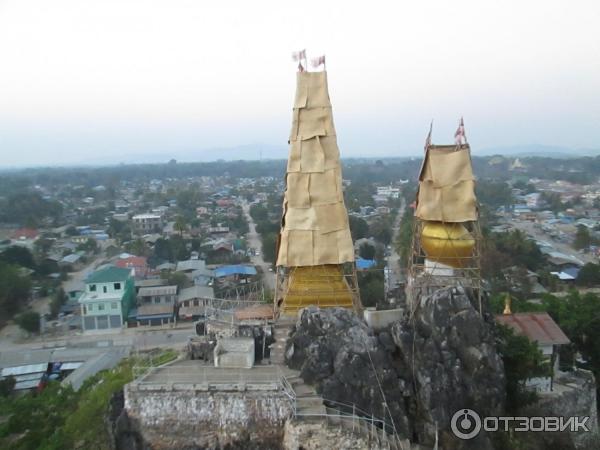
top-left (385, 199), bottom-right (406, 293)
top-left (0, 324), bottom-right (196, 354)
top-left (241, 200), bottom-right (276, 292)
top-left (504, 218), bottom-right (596, 265)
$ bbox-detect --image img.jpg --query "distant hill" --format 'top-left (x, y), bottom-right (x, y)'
top-left (477, 144), bottom-right (599, 158)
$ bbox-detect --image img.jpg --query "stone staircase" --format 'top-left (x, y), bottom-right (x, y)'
top-left (272, 318), bottom-right (414, 449)
top-left (272, 319), bottom-right (326, 417)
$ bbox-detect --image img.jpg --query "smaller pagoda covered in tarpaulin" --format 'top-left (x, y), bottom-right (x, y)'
top-left (407, 119), bottom-right (483, 312)
top-left (274, 53), bottom-right (361, 317)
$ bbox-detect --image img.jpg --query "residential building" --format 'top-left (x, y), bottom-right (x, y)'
top-left (78, 266), bottom-right (135, 331)
top-left (178, 285), bottom-right (215, 320)
top-left (496, 311), bottom-right (570, 393)
top-left (132, 214), bottom-right (163, 233)
top-left (115, 255), bottom-right (149, 278)
top-left (134, 285), bottom-right (178, 326)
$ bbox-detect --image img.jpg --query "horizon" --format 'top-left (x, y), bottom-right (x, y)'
top-left (0, 0), bottom-right (599, 167)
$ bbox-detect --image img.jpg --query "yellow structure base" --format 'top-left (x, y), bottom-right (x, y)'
top-left (280, 264), bottom-right (354, 315)
top-left (420, 221), bottom-right (475, 268)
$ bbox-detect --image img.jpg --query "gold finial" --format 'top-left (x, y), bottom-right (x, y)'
top-left (503, 294), bottom-right (512, 315)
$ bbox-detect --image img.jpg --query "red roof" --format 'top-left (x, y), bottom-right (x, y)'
top-left (12, 228), bottom-right (38, 240)
top-left (496, 312), bottom-right (570, 346)
top-left (115, 256), bottom-right (147, 268)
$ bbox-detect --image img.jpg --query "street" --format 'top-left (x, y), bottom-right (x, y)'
top-left (241, 200), bottom-right (276, 291)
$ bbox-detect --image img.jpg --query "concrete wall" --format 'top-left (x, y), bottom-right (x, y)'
top-left (124, 385), bottom-right (294, 449)
top-left (363, 307), bottom-right (403, 330)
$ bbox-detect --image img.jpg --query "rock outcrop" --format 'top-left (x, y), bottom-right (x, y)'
top-left (285, 286), bottom-right (505, 449)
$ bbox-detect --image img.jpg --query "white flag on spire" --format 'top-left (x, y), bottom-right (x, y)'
top-left (454, 117), bottom-right (466, 145)
top-left (292, 49), bottom-right (306, 62)
top-left (311, 55), bottom-right (326, 68)
top-left (424, 120), bottom-right (433, 152)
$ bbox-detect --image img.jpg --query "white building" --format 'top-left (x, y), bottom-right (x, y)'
top-left (132, 214), bottom-right (163, 233)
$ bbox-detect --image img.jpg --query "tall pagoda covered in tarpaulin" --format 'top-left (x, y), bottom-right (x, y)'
top-left (274, 52), bottom-right (361, 317)
top-left (406, 119), bottom-right (483, 313)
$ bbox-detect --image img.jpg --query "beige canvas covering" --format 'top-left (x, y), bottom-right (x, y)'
top-left (415, 144), bottom-right (478, 222)
top-left (277, 71), bottom-right (354, 267)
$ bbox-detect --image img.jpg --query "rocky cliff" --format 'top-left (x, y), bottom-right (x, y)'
top-left (285, 286), bottom-right (506, 450)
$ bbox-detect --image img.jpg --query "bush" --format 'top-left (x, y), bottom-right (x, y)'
top-left (15, 311), bottom-right (40, 334)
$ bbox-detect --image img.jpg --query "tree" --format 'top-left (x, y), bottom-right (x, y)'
top-left (573, 225), bottom-right (591, 250)
top-left (577, 263), bottom-right (600, 287)
top-left (166, 271), bottom-right (189, 290)
top-left (358, 270), bottom-right (384, 308)
top-left (0, 246), bottom-right (35, 269)
top-left (174, 215), bottom-right (187, 237)
top-left (15, 311), bottom-right (40, 334)
top-left (369, 218), bottom-right (392, 245)
top-left (50, 287), bottom-right (67, 318)
top-left (261, 232), bottom-right (278, 264)
top-left (0, 262), bottom-right (32, 317)
top-left (359, 243), bottom-right (376, 260)
top-left (349, 216), bottom-right (369, 240)
top-left (0, 375), bottom-right (15, 397)
top-left (495, 324), bottom-right (549, 412)
top-left (153, 238), bottom-right (173, 262)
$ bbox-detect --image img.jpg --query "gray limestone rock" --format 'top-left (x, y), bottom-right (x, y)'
top-left (285, 286), bottom-right (506, 450)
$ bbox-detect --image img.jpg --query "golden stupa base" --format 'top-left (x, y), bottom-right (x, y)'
top-left (279, 264), bottom-right (355, 316)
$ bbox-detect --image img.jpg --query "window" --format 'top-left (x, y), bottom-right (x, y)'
top-left (89, 284), bottom-right (96, 292)
top-left (111, 302), bottom-right (118, 309)
top-left (154, 297), bottom-right (160, 304)
top-left (193, 299), bottom-right (199, 306)
top-left (114, 283), bottom-right (121, 290)
top-left (98, 303), bottom-right (105, 311)
top-left (83, 306), bottom-right (87, 314)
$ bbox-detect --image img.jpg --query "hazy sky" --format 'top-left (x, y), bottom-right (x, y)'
top-left (0, 0), bottom-right (599, 167)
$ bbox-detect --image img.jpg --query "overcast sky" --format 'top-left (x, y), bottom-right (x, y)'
top-left (0, 0), bottom-right (599, 167)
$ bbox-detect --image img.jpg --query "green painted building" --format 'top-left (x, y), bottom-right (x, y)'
top-left (78, 265), bottom-right (135, 331)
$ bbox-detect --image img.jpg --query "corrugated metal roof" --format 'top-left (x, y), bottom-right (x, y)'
top-left (179, 285), bottom-right (214, 302)
top-left (85, 265), bottom-right (132, 284)
top-left (496, 313), bottom-right (570, 345)
top-left (214, 265), bottom-right (257, 278)
top-left (138, 285), bottom-right (177, 297)
top-left (1, 363), bottom-right (48, 376)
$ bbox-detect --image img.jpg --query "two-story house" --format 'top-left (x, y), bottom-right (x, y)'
top-left (79, 265), bottom-right (135, 331)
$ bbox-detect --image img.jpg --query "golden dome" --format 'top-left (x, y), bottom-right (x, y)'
top-left (421, 221), bottom-right (475, 268)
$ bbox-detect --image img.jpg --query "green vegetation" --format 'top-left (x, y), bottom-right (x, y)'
top-left (577, 263), bottom-right (600, 286)
top-left (249, 202), bottom-right (280, 264)
top-left (349, 216), bottom-right (369, 240)
top-left (0, 351), bottom-right (177, 450)
top-left (0, 261), bottom-right (32, 320)
top-left (50, 287), bottom-right (67, 318)
top-left (0, 192), bottom-right (63, 227)
top-left (491, 291), bottom-right (600, 413)
top-left (15, 311), bottom-right (40, 334)
top-left (496, 324), bottom-right (549, 412)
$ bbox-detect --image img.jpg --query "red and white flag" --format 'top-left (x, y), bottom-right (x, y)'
top-left (311, 55), bottom-right (326, 68)
top-left (424, 120), bottom-right (433, 152)
top-left (292, 49), bottom-right (306, 62)
top-left (454, 117), bottom-right (467, 145)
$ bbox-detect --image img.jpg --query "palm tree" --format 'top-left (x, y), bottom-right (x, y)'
top-left (174, 215), bottom-right (187, 237)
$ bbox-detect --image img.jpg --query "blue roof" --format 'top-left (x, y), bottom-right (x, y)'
top-left (356, 258), bottom-right (376, 270)
top-left (563, 267), bottom-right (581, 279)
top-left (214, 265), bottom-right (257, 278)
